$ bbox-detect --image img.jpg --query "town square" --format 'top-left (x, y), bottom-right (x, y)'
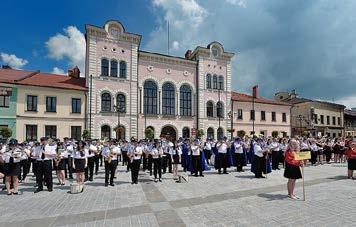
top-left (0, 0), bottom-right (356, 227)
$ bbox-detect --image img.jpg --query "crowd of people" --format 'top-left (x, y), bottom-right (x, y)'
top-left (0, 134), bottom-right (355, 199)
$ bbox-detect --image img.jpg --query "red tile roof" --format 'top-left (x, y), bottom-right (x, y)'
top-left (231, 92), bottom-right (291, 106)
top-left (0, 68), bottom-right (87, 91)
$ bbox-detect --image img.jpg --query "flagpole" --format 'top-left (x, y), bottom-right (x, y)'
top-left (301, 165), bottom-right (305, 201)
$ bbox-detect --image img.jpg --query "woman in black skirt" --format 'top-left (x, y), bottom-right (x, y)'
top-left (171, 141), bottom-right (181, 180)
top-left (284, 139), bottom-right (303, 200)
top-left (72, 141), bottom-right (88, 189)
top-left (2, 141), bottom-right (21, 195)
top-left (346, 140), bottom-right (356, 179)
top-left (55, 142), bottom-right (67, 186)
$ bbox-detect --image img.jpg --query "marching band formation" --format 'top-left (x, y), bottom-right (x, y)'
top-left (0, 134), bottom-right (355, 197)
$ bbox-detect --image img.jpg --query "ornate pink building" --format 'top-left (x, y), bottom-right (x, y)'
top-left (85, 20), bottom-right (234, 140)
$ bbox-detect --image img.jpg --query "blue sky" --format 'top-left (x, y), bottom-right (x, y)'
top-left (1, 0), bottom-right (356, 108)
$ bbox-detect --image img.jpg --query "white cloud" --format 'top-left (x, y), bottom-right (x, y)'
top-left (0, 52), bottom-right (28, 69)
top-left (225, 0), bottom-right (247, 8)
top-left (51, 67), bottom-right (66, 75)
top-left (172, 41), bottom-right (180, 50)
top-left (335, 96), bottom-right (356, 109)
top-left (46, 26), bottom-right (85, 73)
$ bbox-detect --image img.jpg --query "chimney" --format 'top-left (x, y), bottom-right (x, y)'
top-left (252, 85), bottom-right (258, 98)
top-left (185, 50), bottom-right (192, 59)
top-left (290, 89), bottom-right (298, 98)
top-left (68, 66), bottom-right (80, 78)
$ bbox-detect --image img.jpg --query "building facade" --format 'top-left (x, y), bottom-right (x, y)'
top-left (0, 68), bottom-right (87, 141)
top-left (276, 90), bottom-right (345, 137)
top-left (85, 20), bottom-right (234, 140)
top-left (344, 109), bottom-right (356, 137)
top-left (0, 83), bottom-right (17, 139)
top-left (231, 91), bottom-right (291, 137)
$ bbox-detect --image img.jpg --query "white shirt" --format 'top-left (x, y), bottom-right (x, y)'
top-left (300, 142), bottom-right (309, 150)
top-left (204, 142), bottom-right (212, 150)
top-left (191, 145), bottom-right (200, 156)
top-left (234, 142), bottom-right (243, 154)
top-left (44, 144), bottom-right (57, 160)
top-left (254, 144), bottom-right (264, 157)
top-left (269, 142), bottom-right (280, 151)
top-left (218, 142), bottom-right (228, 154)
top-left (72, 148), bottom-right (89, 159)
top-left (133, 146), bottom-right (143, 160)
top-left (2, 148), bottom-right (22, 163)
top-left (151, 148), bottom-right (163, 159)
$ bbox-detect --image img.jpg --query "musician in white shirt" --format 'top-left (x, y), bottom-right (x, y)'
top-left (203, 139), bottom-right (212, 165)
top-left (55, 142), bottom-right (68, 186)
top-left (269, 138), bottom-right (280, 170)
top-left (217, 137), bottom-right (229, 174)
top-left (233, 138), bottom-right (244, 172)
top-left (64, 137), bottom-right (74, 179)
top-left (129, 140), bottom-right (142, 184)
top-left (85, 140), bottom-right (97, 182)
top-left (151, 141), bottom-right (163, 182)
top-left (2, 140), bottom-right (21, 195)
top-left (253, 138), bottom-right (266, 178)
top-left (191, 139), bottom-right (204, 177)
top-left (72, 141), bottom-right (88, 190)
top-left (102, 140), bottom-right (120, 186)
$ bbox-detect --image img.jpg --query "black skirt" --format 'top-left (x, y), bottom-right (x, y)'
top-left (284, 162), bottom-right (302, 179)
top-left (57, 159), bottom-right (66, 170)
top-left (3, 162), bottom-right (21, 177)
top-left (348, 159), bottom-right (356, 170)
top-left (173, 154), bottom-right (180, 164)
top-left (74, 159), bottom-right (86, 173)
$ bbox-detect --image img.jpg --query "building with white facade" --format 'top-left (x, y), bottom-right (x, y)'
top-left (85, 20), bottom-right (234, 140)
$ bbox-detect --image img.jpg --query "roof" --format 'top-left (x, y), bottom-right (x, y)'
top-left (284, 97), bottom-right (345, 108)
top-left (231, 92), bottom-right (291, 106)
top-left (345, 109), bottom-right (356, 117)
top-left (0, 68), bottom-right (87, 91)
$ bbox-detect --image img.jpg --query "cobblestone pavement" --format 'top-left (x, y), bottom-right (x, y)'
top-left (0, 163), bottom-right (354, 227)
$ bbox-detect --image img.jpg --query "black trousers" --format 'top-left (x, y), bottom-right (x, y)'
top-left (147, 155), bottom-right (153, 175)
top-left (218, 153), bottom-right (228, 173)
top-left (99, 153), bottom-right (103, 166)
top-left (104, 160), bottom-right (118, 184)
top-left (153, 158), bottom-right (162, 179)
top-left (311, 151), bottom-right (317, 165)
top-left (254, 155), bottom-right (265, 178)
top-left (162, 154), bottom-right (172, 173)
top-left (121, 151), bottom-right (128, 166)
top-left (85, 156), bottom-right (95, 180)
top-left (65, 157), bottom-right (73, 178)
top-left (94, 155), bottom-right (100, 174)
top-left (272, 151), bottom-right (279, 170)
top-left (37, 160), bottom-right (53, 190)
top-left (203, 149), bottom-right (211, 164)
top-left (131, 159), bottom-right (141, 183)
top-left (31, 159), bottom-right (39, 184)
top-left (142, 153), bottom-right (148, 171)
top-left (325, 149), bottom-right (332, 163)
top-left (191, 155), bottom-right (202, 176)
top-left (234, 153), bottom-right (243, 171)
top-left (19, 158), bottom-right (31, 180)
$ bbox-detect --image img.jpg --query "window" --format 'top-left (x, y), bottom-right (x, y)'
top-left (207, 101), bottom-right (214, 117)
top-left (0, 95), bottom-right (9, 107)
top-left (182, 127), bottom-right (190, 138)
top-left (110, 60), bottom-right (118, 77)
top-left (119, 61), bottom-right (127, 78)
top-left (250, 110), bottom-right (255, 120)
top-left (116, 94), bottom-right (126, 113)
top-left (314, 114), bottom-right (318, 124)
top-left (46, 96), bottom-right (56, 112)
top-left (218, 76), bottom-right (224, 90)
top-left (26, 125), bottom-right (37, 141)
top-left (261, 111), bottom-right (266, 121)
top-left (237, 109), bottom-right (243, 120)
top-left (180, 85), bottom-right (192, 116)
top-left (207, 127), bottom-right (214, 139)
top-left (282, 113), bottom-right (287, 122)
top-left (162, 82), bottom-right (175, 115)
top-left (206, 74), bottom-right (212, 89)
top-left (332, 116), bottom-right (336, 125)
top-left (101, 59), bottom-right (109, 76)
top-left (45, 125), bottom-right (57, 138)
top-left (320, 115), bottom-right (324, 124)
top-left (337, 117), bottom-right (341, 125)
top-left (144, 81), bottom-right (158, 114)
top-left (217, 127), bottom-right (224, 140)
top-left (213, 75), bottom-right (218, 89)
top-left (271, 112), bottom-right (276, 122)
top-left (71, 126), bottom-right (82, 140)
top-left (72, 98), bottom-right (81, 113)
top-left (327, 116), bottom-right (330, 125)
top-left (101, 93), bottom-right (112, 112)
top-left (216, 101), bottom-right (223, 118)
top-left (27, 95), bottom-right (37, 111)
top-left (101, 125), bottom-right (111, 139)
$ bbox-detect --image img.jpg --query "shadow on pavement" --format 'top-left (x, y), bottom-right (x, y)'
top-left (257, 193), bottom-right (289, 201)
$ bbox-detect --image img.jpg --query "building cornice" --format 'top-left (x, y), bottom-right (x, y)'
top-left (139, 51), bottom-right (197, 67)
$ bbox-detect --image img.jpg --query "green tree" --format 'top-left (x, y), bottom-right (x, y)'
top-left (0, 127), bottom-right (12, 139)
top-left (82, 129), bottom-right (91, 140)
top-left (196, 129), bottom-right (205, 139)
top-left (272, 131), bottom-right (279, 138)
top-left (145, 127), bottom-right (155, 139)
top-left (237, 130), bottom-right (246, 138)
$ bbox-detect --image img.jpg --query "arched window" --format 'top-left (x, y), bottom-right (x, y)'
top-left (207, 101), bottom-right (214, 117)
top-left (206, 74), bottom-right (212, 89)
top-left (180, 85), bottom-right (192, 116)
top-left (182, 127), bottom-right (190, 138)
top-left (162, 82), bottom-right (175, 115)
top-left (213, 74), bottom-right (218, 89)
top-left (217, 101), bottom-right (224, 118)
top-left (217, 127), bottom-right (224, 140)
top-left (101, 125), bottom-right (111, 139)
top-left (144, 81), bottom-right (157, 114)
top-left (110, 60), bottom-right (118, 77)
top-left (207, 127), bottom-right (214, 139)
top-left (101, 93), bottom-right (111, 112)
top-left (116, 94), bottom-right (126, 113)
top-left (119, 61), bottom-right (127, 78)
top-left (101, 59), bottom-right (109, 76)
top-left (218, 75), bottom-right (224, 90)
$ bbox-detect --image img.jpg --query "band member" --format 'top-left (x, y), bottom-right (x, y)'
top-left (203, 139), bottom-right (212, 165)
top-left (253, 138), bottom-right (267, 178)
top-left (309, 139), bottom-right (319, 166)
top-left (64, 137), bottom-right (74, 179)
top-left (191, 139), bottom-right (204, 177)
top-left (269, 138), bottom-right (280, 170)
top-left (101, 140), bottom-right (120, 186)
top-left (151, 141), bottom-right (163, 182)
top-left (233, 138), bottom-right (244, 172)
top-left (55, 142), bottom-right (67, 186)
top-left (217, 137), bottom-right (229, 174)
top-left (162, 137), bottom-right (173, 174)
top-left (94, 140), bottom-right (102, 174)
top-left (171, 141), bottom-right (181, 179)
top-left (129, 140), bottom-right (142, 184)
top-left (2, 140), bottom-right (21, 195)
top-left (72, 141), bottom-right (88, 191)
top-left (345, 140), bottom-right (356, 179)
top-left (35, 138), bottom-right (56, 193)
top-left (324, 139), bottom-right (333, 164)
top-left (284, 139), bottom-right (303, 200)
top-left (18, 143), bottom-right (31, 183)
top-left (85, 141), bottom-right (96, 182)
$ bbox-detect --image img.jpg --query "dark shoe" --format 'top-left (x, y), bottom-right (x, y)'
top-left (48, 188), bottom-right (53, 192)
top-left (223, 172), bottom-right (229, 174)
top-left (131, 182), bottom-right (135, 184)
top-left (260, 176), bottom-right (266, 178)
top-left (158, 179), bottom-right (162, 182)
top-left (7, 192), bottom-right (12, 196)
top-left (84, 178), bottom-right (88, 182)
top-left (134, 181), bottom-right (138, 184)
top-left (34, 188), bottom-right (43, 193)
top-left (89, 177), bottom-right (93, 182)
top-left (105, 183), bottom-right (109, 187)
top-left (200, 175), bottom-right (204, 177)
top-left (13, 192), bottom-right (19, 195)
top-left (110, 183), bottom-right (115, 186)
